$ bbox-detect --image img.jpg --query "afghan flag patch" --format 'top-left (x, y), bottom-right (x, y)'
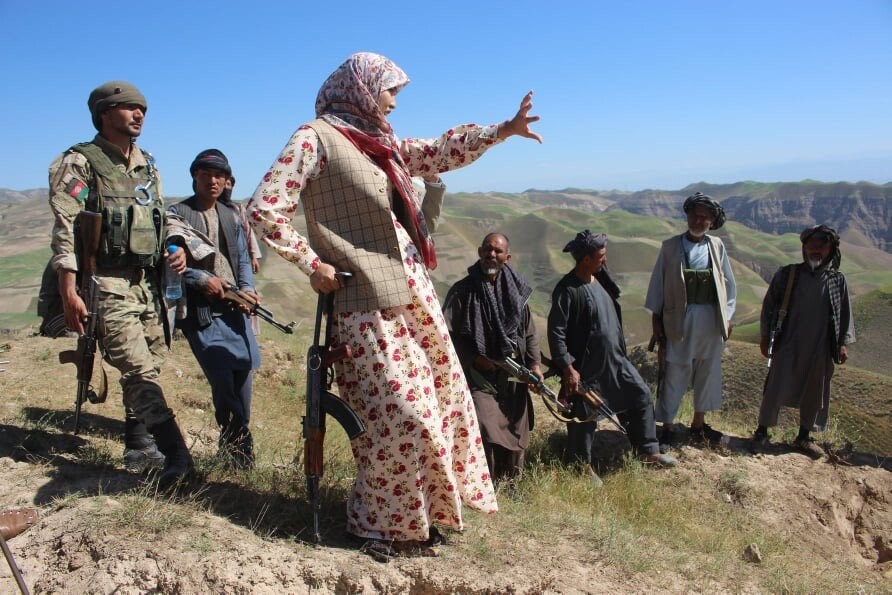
top-left (65, 179), bottom-right (89, 202)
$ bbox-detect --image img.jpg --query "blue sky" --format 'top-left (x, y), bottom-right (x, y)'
top-left (1, 0), bottom-right (890, 197)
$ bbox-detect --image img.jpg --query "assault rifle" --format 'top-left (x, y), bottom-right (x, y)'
top-left (58, 211), bottom-right (106, 435)
top-left (496, 356), bottom-right (626, 434)
top-left (221, 282), bottom-right (296, 334)
top-left (303, 272), bottom-right (365, 543)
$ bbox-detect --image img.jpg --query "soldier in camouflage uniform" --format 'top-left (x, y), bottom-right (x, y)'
top-left (49, 81), bottom-right (193, 488)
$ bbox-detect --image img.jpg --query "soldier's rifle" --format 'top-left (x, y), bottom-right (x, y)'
top-left (58, 211), bottom-right (105, 435)
top-left (496, 356), bottom-right (626, 434)
top-left (221, 282), bottom-right (296, 334)
top-left (303, 272), bottom-right (365, 543)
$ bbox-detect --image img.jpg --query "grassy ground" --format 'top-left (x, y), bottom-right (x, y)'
top-left (2, 326), bottom-right (890, 592)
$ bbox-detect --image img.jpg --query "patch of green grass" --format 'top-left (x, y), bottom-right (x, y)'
top-left (0, 247), bottom-right (51, 287)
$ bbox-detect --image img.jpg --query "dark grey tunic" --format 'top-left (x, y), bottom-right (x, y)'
top-left (548, 271), bottom-right (659, 456)
top-left (443, 276), bottom-right (538, 453)
top-left (758, 264), bottom-right (855, 430)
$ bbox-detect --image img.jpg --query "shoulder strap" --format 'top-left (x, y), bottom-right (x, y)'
top-left (70, 142), bottom-right (118, 178)
top-left (776, 264), bottom-right (797, 328)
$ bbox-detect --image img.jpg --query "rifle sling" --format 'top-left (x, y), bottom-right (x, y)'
top-left (775, 265), bottom-right (797, 332)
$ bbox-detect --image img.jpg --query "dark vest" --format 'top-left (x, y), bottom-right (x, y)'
top-left (172, 197), bottom-right (243, 329)
top-left (71, 142), bottom-right (163, 270)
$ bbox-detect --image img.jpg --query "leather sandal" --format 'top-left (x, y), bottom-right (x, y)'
top-left (360, 539), bottom-right (398, 563)
top-left (0, 507), bottom-right (38, 540)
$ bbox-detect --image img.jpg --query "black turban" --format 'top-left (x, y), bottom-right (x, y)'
top-left (563, 230), bottom-right (607, 256)
top-left (683, 192), bottom-right (726, 230)
top-left (800, 224), bottom-right (842, 270)
top-left (190, 148), bottom-right (232, 177)
top-left (563, 230), bottom-right (620, 299)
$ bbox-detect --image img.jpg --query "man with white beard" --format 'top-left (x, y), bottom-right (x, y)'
top-left (751, 225), bottom-right (855, 458)
top-left (645, 192), bottom-right (737, 452)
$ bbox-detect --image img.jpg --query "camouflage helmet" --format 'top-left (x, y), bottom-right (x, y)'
top-left (87, 81), bottom-right (147, 131)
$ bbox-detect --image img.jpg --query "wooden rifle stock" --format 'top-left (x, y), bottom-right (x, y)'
top-left (76, 211), bottom-right (102, 281)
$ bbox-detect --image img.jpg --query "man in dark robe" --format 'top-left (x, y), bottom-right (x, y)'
top-left (444, 232), bottom-right (540, 481)
top-left (548, 230), bottom-right (677, 475)
top-left (752, 225), bottom-right (855, 458)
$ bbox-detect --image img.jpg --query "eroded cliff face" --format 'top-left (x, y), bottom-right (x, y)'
top-left (608, 181), bottom-right (892, 252)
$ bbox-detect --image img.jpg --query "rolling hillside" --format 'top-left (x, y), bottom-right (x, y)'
top-left (3, 187), bottom-right (892, 349)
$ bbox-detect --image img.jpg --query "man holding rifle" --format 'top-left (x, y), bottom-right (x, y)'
top-left (49, 81), bottom-right (192, 489)
top-left (548, 231), bottom-right (677, 481)
top-left (444, 233), bottom-right (540, 482)
top-left (751, 225), bottom-right (855, 458)
top-left (167, 149), bottom-right (261, 469)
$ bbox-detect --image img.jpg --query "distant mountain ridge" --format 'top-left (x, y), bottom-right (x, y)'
top-left (509, 180), bottom-right (892, 253)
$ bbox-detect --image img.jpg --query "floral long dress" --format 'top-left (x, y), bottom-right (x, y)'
top-left (248, 123), bottom-right (503, 541)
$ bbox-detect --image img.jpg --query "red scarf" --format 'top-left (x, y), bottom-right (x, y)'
top-left (334, 126), bottom-right (437, 270)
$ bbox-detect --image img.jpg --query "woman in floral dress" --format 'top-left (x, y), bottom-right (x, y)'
top-left (248, 52), bottom-right (541, 555)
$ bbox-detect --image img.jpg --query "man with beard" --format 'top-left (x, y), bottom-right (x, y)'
top-left (48, 81), bottom-right (192, 488)
top-left (444, 233), bottom-right (540, 481)
top-left (645, 192), bottom-right (736, 451)
top-left (751, 225), bottom-right (855, 458)
top-left (167, 150), bottom-right (261, 468)
top-left (548, 230), bottom-right (677, 479)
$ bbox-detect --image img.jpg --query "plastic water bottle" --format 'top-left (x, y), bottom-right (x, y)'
top-left (164, 245), bottom-right (182, 301)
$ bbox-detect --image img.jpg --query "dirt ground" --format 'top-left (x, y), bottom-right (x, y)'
top-left (1, 335), bottom-right (890, 593)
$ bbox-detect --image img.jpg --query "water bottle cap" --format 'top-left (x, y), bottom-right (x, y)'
top-left (167, 245), bottom-right (178, 255)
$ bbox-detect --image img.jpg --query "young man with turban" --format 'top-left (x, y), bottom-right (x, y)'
top-left (548, 230), bottom-right (677, 481)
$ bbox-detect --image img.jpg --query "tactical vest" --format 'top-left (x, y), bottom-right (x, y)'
top-left (71, 142), bottom-right (163, 270)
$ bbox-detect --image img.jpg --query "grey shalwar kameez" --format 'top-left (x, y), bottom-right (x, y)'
top-left (548, 271), bottom-right (660, 460)
top-left (758, 264), bottom-right (854, 430)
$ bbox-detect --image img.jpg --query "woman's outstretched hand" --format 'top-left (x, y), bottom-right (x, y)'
top-left (498, 91), bottom-right (542, 143)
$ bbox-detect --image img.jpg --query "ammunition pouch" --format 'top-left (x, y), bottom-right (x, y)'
top-left (98, 204), bottom-right (162, 269)
top-left (683, 268), bottom-right (718, 305)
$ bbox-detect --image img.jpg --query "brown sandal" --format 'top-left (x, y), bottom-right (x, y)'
top-left (0, 507), bottom-right (38, 540)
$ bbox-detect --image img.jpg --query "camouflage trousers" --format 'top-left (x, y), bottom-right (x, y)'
top-left (97, 271), bottom-right (174, 429)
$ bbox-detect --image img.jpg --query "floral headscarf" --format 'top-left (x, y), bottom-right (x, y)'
top-left (315, 52), bottom-right (410, 144)
top-left (313, 53), bottom-right (438, 270)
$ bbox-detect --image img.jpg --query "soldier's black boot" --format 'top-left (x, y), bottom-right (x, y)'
top-left (124, 412), bottom-right (165, 471)
top-left (150, 418), bottom-right (193, 490)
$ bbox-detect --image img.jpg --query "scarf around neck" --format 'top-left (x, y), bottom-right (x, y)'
top-left (315, 52), bottom-right (436, 269)
top-left (456, 262), bottom-right (533, 360)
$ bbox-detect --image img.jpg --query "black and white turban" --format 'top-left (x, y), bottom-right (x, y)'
top-left (683, 192), bottom-right (726, 230)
